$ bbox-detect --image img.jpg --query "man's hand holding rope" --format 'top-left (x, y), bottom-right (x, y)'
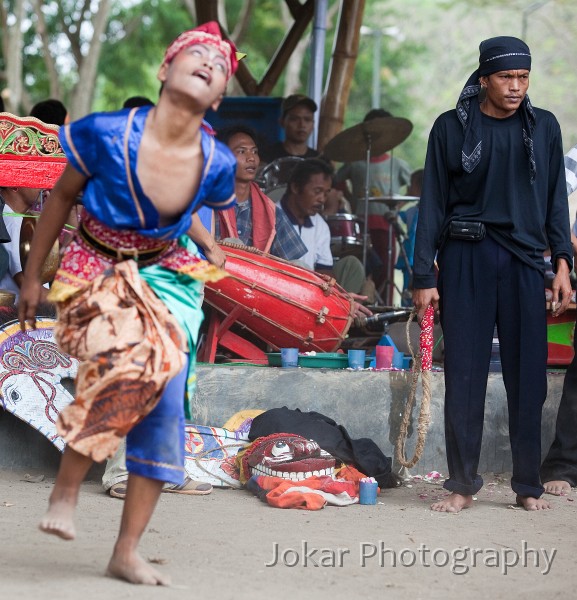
top-left (412, 287), bottom-right (440, 325)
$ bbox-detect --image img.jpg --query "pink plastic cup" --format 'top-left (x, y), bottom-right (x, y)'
top-left (375, 345), bottom-right (394, 369)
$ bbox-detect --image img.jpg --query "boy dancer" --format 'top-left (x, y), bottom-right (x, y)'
top-left (18, 22), bottom-right (239, 584)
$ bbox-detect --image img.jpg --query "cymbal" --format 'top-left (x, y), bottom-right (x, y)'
top-left (324, 117), bottom-right (413, 162)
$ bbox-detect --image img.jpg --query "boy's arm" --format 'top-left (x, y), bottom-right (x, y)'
top-left (187, 212), bottom-right (226, 268)
top-left (19, 164), bottom-right (87, 329)
top-left (13, 272), bottom-right (50, 301)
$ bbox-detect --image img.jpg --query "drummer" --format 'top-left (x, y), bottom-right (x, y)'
top-left (215, 124), bottom-right (309, 261)
top-left (279, 158), bottom-right (372, 317)
top-left (334, 109), bottom-right (412, 292)
top-left (260, 94), bottom-right (320, 165)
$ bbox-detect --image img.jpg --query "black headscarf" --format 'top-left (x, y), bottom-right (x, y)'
top-left (456, 36), bottom-right (536, 183)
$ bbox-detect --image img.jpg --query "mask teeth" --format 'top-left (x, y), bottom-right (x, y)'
top-left (252, 465), bottom-right (335, 480)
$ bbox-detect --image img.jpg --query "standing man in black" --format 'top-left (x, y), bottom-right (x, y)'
top-left (412, 36), bottom-right (573, 512)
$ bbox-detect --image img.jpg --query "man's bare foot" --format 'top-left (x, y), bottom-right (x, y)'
top-left (107, 551), bottom-right (171, 586)
top-left (543, 480), bottom-right (571, 496)
top-left (516, 495), bottom-right (551, 511)
top-left (431, 493), bottom-right (473, 513)
top-left (39, 499), bottom-right (76, 540)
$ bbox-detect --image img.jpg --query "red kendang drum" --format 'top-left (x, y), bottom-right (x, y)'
top-left (203, 243), bottom-right (355, 355)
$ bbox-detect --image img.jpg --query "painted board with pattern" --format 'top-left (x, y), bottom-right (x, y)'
top-left (0, 312), bottom-right (78, 450)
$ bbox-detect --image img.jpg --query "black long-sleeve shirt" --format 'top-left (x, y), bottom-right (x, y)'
top-left (413, 107), bottom-right (572, 289)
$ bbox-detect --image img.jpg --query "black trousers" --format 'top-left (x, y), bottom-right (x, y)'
top-left (438, 236), bottom-right (546, 497)
top-left (540, 328), bottom-right (577, 486)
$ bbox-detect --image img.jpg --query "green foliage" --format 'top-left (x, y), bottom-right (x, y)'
top-left (4, 0), bottom-right (577, 167)
top-left (95, 0), bottom-right (194, 111)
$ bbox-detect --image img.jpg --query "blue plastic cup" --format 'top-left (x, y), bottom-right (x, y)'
top-left (392, 351), bottom-right (404, 369)
top-left (359, 481), bottom-right (379, 505)
top-left (280, 347), bottom-right (299, 368)
top-left (348, 349), bottom-right (366, 369)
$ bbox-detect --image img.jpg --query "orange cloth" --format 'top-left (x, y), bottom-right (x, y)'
top-left (253, 475), bottom-right (358, 510)
top-left (334, 464), bottom-right (372, 492)
top-left (218, 182), bottom-right (276, 252)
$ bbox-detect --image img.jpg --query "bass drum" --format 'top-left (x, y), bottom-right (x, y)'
top-left (204, 242), bottom-right (355, 352)
top-left (259, 156), bottom-right (305, 202)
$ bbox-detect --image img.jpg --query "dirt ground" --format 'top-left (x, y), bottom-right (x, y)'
top-left (1, 468), bottom-right (575, 600)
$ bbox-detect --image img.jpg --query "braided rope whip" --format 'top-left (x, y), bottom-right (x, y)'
top-left (395, 305), bottom-right (434, 468)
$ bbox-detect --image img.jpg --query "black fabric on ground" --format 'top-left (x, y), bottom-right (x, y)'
top-left (248, 407), bottom-right (399, 489)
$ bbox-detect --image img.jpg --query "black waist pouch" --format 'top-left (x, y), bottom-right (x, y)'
top-left (448, 220), bottom-right (486, 242)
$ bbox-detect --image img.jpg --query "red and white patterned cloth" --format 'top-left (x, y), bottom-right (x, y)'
top-left (49, 213), bottom-right (222, 303)
top-left (161, 21), bottom-right (239, 81)
top-left (420, 305), bottom-right (435, 371)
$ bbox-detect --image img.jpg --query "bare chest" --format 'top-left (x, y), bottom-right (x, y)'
top-left (136, 142), bottom-right (204, 225)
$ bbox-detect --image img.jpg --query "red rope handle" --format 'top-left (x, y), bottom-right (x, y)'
top-left (420, 305), bottom-right (435, 371)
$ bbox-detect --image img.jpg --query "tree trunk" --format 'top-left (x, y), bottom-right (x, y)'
top-left (194, 0), bottom-right (219, 24)
top-left (2, 0), bottom-right (26, 113)
top-left (282, 2), bottom-right (310, 95)
top-left (32, 0), bottom-right (61, 99)
top-left (182, 0), bottom-right (197, 23)
top-left (231, 0), bottom-right (254, 45)
top-left (69, 0), bottom-right (111, 118)
top-left (318, 0), bottom-right (365, 151)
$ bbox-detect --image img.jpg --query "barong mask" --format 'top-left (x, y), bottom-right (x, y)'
top-left (239, 433), bottom-right (336, 483)
top-left (457, 36), bottom-right (536, 182)
top-left (161, 21), bottom-right (240, 81)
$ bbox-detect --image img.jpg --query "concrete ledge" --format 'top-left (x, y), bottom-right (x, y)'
top-left (1, 366), bottom-right (565, 476)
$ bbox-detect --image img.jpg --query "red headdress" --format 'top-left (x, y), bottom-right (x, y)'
top-left (161, 21), bottom-right (239, 81)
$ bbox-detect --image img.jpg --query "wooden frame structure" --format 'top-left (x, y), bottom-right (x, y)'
top-left (194, 0), bottom-right (366, 150)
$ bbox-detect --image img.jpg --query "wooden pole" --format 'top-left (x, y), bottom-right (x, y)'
top-left (317, 0), bottom-right (365, 151)
top-left (194, 0), bottom-right (218, 23)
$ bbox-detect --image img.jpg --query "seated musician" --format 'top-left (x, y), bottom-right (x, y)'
top-left (215, 124), bottom-right (308, 261)
top-left (278, 158), bottom-right (372, 316)
top-left (0, 187), bottom-right (50, 303)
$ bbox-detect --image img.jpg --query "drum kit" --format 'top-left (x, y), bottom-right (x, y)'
top-left (323, 116), bottom-right (415, 305)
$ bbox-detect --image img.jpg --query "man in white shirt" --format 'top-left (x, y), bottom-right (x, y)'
top-left (278, 159), bottom-right (372, 317)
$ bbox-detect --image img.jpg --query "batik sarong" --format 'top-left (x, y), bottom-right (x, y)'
top-left (55, 259), bottom-right (185, 461)
top-left (50, 213), bottom-right (226, 462)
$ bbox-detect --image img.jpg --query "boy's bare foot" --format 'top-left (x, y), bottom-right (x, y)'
top-left (107, 551), bottom-right (171, 586)
top-left (431, 493), bottom-right (473, 513)
top-left (543, 480), bottom-right (571, 496)
top-left (516, 495), bottom-right (551, 510)
top-left (39, 499), bottom-right (77, 540)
